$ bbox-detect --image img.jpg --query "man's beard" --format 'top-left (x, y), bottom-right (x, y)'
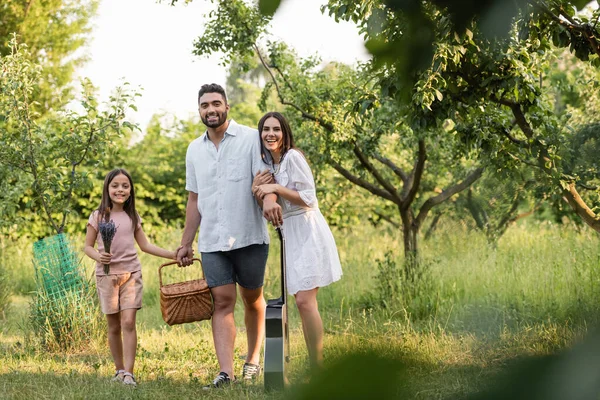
top-left (201, 111), bottom-right (228, 128)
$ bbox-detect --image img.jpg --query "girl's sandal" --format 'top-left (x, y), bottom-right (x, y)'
top-left (111, 369), bottom-right (125, 382)
top-left (123, 372), bottom-right (137, 387)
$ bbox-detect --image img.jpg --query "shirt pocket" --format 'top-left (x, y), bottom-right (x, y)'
top-left (226, 157), bottom-right (245, 181)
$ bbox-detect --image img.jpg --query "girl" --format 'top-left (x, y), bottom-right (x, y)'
top-left (84, 168), bottom-right (179, 387)
top-left (252, 112), bottom-right (342, 370)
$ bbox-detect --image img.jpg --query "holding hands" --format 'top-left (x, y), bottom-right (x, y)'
top-left (176, 245), bottom-right (194, 267)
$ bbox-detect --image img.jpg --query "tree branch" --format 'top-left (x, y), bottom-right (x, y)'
top-left (562, 182), bottom-right (600, 232)
top-left (352, 143), bottom-right (401, 203)
top-left (501, 126), bottom-right (526, 145)
top-left (578, 182), bottom-right (599, 191)
top-left (254, 44), bottom-right (334, 131)
top-left (373, 153), bottom-right (408, 182)
top-left (495, 99), bottom-right (535, 139)
top-left (415, 167), bottom-right (484, 229)
top-left (536, 1), bottom-right (600, 57)
top-left (373, 211), bottom-right (400, 229)
top-left (401, 139), bottom-right (426, 209)
top-left (328, 160), bottom-right (400, 204)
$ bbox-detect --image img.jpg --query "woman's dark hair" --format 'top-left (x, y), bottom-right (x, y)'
top-left (258, 111), bottom-right (296, 165)
top-left (98, 168), bottom-right (139, 229)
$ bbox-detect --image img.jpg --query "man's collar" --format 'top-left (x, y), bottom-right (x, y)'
top-left (202, 119), bottom-right (237, 141)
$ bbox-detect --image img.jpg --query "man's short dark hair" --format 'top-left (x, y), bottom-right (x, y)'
top-left (198, 83), bottom-right (227, 104)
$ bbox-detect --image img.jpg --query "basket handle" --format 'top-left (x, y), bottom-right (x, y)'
top-left (159, 258), bottom-right (204, 288)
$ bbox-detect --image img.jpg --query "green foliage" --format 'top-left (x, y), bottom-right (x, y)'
top-left (0, 0), bottom-right (98, 112)
top-left (258, 0), bottom-right (282, 17)
top-left (367, 250), bottom-right (437, 320)
top-left (0, 37), bottom-right (139, 237)
top-left (192, 0), bottom-right (270, 67)
top-left (451, 168), bottom-right (545, 243)
top-left (120, 115), bottom-right (201, 234)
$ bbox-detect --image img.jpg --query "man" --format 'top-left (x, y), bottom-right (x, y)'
top-left (177, 83), bottom-right (282, 388)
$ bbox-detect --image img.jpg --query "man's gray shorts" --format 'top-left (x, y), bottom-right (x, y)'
top-left (201, 244), bottom-right (269, 289)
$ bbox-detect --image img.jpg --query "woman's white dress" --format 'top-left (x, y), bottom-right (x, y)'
top-left (273, 149), bottom-right (342, 295)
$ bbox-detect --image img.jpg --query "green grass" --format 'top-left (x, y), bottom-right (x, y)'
top-left (0, 220), bottom-right (599, 398)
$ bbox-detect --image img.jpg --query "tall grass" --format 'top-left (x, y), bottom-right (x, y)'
top-left (1, 219), bottom-right (599, 398)
top-left (0, 235), bottom-right (36, 295)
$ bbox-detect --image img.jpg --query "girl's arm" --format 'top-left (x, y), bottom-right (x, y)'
top-left (84, 225), bottom-right (112, 264)
top-left (134, 226), bottom-right (177, 260)
top-left (255, 184), bottom-right (308, 207)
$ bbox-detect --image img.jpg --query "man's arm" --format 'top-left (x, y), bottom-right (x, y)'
top-left (177, 191), bottom-right (201, 266)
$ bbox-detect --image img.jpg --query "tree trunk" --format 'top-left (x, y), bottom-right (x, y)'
top-left (400, 207), bottom-right (420, 282)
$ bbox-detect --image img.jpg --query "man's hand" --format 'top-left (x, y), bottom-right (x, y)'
top-left (252, 170), bottom-right (274, 196)
top-left (176, 245), bottom-right (194, 267)
top-left (263, 195), bottom-right (283, 226)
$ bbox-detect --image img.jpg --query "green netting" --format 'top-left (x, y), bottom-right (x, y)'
top-left (32, 233), bottom-right (84, 299)
top-left (30, 233), bottom-right (100, 350)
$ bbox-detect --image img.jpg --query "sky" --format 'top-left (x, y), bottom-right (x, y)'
top-left (76, 0), bottom-right (371, 132)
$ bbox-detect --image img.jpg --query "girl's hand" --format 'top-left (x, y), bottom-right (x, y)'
top-left (172, 245), bottom-right (185, 260)
top-left (98, 252), bottom-right (112, 264)
top-left (255, 184), bottom-right (279, 199)
top-left (252, 170), bottom-right (274, 195)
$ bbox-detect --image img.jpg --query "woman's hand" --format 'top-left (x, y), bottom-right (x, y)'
top-left (255, 184), bottom-right (279, 199)
top-left (252, 170), bottom-right (274, 196)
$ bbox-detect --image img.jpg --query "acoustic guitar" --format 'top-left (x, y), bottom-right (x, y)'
top-left (264, 227), bottom-right (290, 390)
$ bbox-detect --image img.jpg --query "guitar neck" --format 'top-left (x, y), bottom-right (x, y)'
top-left (277, 227), bottom-right (287, 303)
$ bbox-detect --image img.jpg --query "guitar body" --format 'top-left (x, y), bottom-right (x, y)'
top-left (264, 300), bottom-right (289, 390)
top-left (264, 228), bottom-right (290, 391)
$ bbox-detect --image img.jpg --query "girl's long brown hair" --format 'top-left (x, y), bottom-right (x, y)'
top-left (97, 168), bottom-right (139, 229)
top-left (258, 111), bottom-right (296, 166)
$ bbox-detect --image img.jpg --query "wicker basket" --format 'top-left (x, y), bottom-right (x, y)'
top-left (159, 258), bottom-right (213, 326)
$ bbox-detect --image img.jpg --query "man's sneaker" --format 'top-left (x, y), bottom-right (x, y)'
top-left (242, 363), bottom-right (261, 380)
top-left (203, 372), bottom-right (234, 389)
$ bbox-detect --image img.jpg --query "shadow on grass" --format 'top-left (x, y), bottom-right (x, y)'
top-left (291, 331), bottom-right (600, 400)
top-left (3, 334), bottom-right (600, 400)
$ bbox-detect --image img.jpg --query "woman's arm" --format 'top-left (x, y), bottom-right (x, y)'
top-left (255, 184), bottom-right (308, 207)
top-left (135, 227), bottom-right (178, 260)
top-left (252, 170), bottom-right (274, 208)
top-left (84, 225), bottom-right (111, 264)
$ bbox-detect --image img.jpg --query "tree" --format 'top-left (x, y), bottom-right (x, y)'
top-left (0, 38), bottom-right (138, 237)
top-left (0, 0), bottom-right (98, 111)
top-left (0, 0), bottom-right (102, 238)
top-left (318, 0), bottom-right (600, 233)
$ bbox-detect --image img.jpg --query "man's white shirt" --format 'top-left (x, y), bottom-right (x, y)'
top-left (186, 119), bottom-right (270, 252)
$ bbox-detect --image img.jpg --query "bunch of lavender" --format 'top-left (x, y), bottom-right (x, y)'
top-left (98, 208), bottom-right (117, 275)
